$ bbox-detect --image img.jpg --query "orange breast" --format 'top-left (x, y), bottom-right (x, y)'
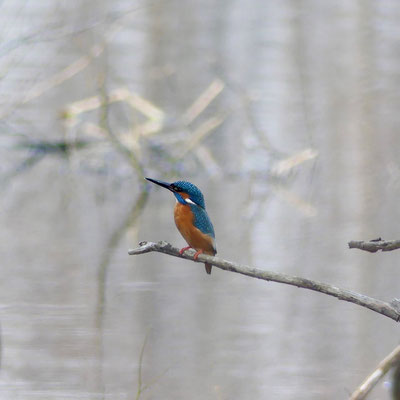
top-left (174, 203), bottom-right (215, 255)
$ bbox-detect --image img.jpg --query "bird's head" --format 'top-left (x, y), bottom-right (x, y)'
top-left (146, 177), bottom-right (206, 208)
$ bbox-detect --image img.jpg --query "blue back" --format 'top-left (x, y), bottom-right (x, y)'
top-left (190, 204), bottom-right (215, 238)
top-left (172, 180), bottom-right (215, 239)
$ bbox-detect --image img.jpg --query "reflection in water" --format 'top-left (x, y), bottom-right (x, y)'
top-left (0, 1), bottom-right (400, 399)
top-left (94, 188), bottom-right (149, 398)
top-left (97, 188), bottom-right (149, 328)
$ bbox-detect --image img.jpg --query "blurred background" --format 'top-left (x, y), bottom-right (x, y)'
top-left (0, 0), bottom-right (400, 399)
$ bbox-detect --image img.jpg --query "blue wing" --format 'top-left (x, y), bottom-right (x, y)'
top-left (190, 204), bottom-right (216, 251)
top-left (191, 205), bottom-right (215, 237)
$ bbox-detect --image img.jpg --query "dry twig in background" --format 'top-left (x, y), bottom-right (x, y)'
top-left (348, 238), bottom-right (400, 253)
top-left (349, 344), bottom-right (400, 400)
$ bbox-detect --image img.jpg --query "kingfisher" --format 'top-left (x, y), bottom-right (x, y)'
top-left (145, 177), bottom-right (217, 274)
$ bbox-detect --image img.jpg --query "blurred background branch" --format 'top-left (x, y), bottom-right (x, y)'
top-left (349, 239), bottom-right (400, 253)
top-left (350, 345), bottom-right (400, 400)
top-left (1, 1), bottom-right (399, 399)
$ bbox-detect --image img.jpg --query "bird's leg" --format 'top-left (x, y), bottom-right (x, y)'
top-left (179, 246), bottom-right (192, 255)
top-left (193, 249), bottom-right (204, 260)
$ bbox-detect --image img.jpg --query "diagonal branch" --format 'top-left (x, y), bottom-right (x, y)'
top-left (348, 238), bottom-right (400, 253)
top-left (349, 344), bottom-right (400, 400)
top-left (129, 241), bottom-right (400, 322)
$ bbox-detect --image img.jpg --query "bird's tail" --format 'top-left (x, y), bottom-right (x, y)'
top-left (205, 263), bottom-right (212, 275)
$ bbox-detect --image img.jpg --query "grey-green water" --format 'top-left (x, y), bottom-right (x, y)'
top-left (1, 1), bottom-right (400, 399)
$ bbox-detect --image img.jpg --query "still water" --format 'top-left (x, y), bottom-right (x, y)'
top-left (1, 1), bottom-right (400, 399)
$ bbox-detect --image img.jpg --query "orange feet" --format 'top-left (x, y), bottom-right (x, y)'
top-left (193, 249), bottom-right (204, 260)
top-left (179, 247), bottom-right (204, 260)
top-left (179, 246), bottom-right (192, 255)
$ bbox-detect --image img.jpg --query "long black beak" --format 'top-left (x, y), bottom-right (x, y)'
top-left (145, 177), bottom-right (174, 191)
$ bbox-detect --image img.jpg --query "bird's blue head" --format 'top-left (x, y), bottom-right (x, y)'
top-left (146, 178), bottom-right (206, 209)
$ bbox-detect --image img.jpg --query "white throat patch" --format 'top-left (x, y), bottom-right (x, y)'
top-left (185, 198), bottom-right (196, 205)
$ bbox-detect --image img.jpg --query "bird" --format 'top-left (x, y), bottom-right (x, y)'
top-left (145, 177), bottom-right (216, 274)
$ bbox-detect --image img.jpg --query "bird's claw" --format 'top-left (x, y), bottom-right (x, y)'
top-left (193, 250), bottom-right (203, 260)
top-left (179, 246), bottom-right (192, 255)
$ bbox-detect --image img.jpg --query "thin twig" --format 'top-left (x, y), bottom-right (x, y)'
top-left (0, 4), bottom-right (151, 121)
top-left (350, 344), bottom-right (400, 400)
top-left (64, 88), bottom-right (164, 124)
top-left (134, 329), bottom-right (172, 399)
top-left (348, 239), bottom-right (400, 253)
top-left (135, 332), bottom-right (149, 400)
top-left (271, 148), bottom-right (318, 177)
top-left (99, 85), bottom-right (145, 178)
top-left (182, 78), bottom-right (225, 125)
top-left (180, 114), bottom-right (226, 157)
top-left (128, 241), bottom-right (400, 322)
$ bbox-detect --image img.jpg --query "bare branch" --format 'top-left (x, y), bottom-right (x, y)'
top-left (348, 238), bottom-right (400, 253)
top-left (350, 344), bottom-right (400, 400)
top-left (181, 78), bottom-right (225, 125)
top-left (129, 241), bottom-right (400, 322)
